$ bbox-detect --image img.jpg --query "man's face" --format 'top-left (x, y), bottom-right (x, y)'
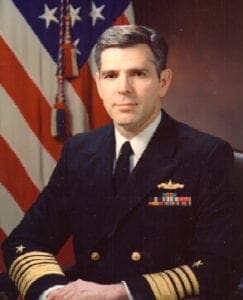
top-left (95, 44), bottom-right (172, 137)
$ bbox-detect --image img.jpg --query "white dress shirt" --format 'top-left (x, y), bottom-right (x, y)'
top-left (114, 111), bottom-right (162, 171)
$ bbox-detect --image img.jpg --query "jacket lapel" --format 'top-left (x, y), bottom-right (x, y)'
top-left (76, 126), bottom-right (115, 250)
top-left (88, 126), bottom-right (115, 201)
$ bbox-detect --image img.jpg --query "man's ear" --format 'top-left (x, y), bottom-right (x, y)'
top-left (159, 68), bottom-right (172, 98)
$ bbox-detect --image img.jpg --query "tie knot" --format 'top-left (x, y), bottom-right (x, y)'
top-left (120, 141), bottom-right (133, 157)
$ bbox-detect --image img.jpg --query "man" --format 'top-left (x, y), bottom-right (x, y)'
top-left (2, 25), bottom-right (241, 300)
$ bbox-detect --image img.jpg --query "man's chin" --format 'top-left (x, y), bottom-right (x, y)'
top-left (115, 121), bottom-right (138, 132)
top-left (115, 119), bottom-right (133, 127)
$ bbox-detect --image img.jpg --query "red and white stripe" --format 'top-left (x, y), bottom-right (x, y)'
top-left (0, 1), bottom-right (134, 269)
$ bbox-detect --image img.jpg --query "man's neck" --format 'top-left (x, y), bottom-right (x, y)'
top-left (115, 111), bottom-right (162, 140)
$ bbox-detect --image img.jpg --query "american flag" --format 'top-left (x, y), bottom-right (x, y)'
top-left (0, 0), bottom-right (134, 270)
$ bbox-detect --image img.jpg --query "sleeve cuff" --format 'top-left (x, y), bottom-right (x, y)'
top-left (121, 281), bottom-right (134, 300)
top-left (39, 285), bottom-right (65, 300)
top-left (8, 251), bottom-right (69, 299)
top-left (124, 276), bottom-right (156, 300)
top-left (124, 265), bottom-right (199, 300)
top-left (25, 275), bottom-right (69, 300)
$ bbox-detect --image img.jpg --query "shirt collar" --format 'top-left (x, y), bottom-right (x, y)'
top-left (114, 111), bottom-right (162, 165)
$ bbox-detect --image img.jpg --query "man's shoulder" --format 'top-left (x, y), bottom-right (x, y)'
top-left (163, 111), bottom-right (232, 160)
top-left (178, 119), bottom-right (223, 145)
top-left (65, 123), bottom-right (114, 149)
top-left (176, 118), bottom-right (233, 160)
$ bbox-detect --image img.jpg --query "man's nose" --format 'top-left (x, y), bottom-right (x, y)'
top-left (118, 75), bottom-right (132, 95)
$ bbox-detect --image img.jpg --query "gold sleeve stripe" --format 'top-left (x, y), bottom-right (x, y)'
top-left (152, 273), bottom-right (174, 299)
top-left (177, 267), bottom-right (195, 294)
top-left (181, 265), bottom-right (199, 295)
top-left (18, 261), bottom-right (62, 293)
top-left (170, 269), bottom-right (187, 296)
top-left (154, 273), bottom-right (171, 300)
top-left (143, 264), bottom-right (200, 300)
top-left (173, 267), bottom-right (192, 296)
top-left (164, 270), bottom-right (182, 299)
top-left (15, 260), bottom-right (58, 286)
top-left (10, 256), bottom-right (56, 280)
top-left (143, 274), bottom-right (163, 299)
top-left (11, 256), bottom-right (55, 282)
top-left (9, 252), bottom-right (65, 298)
top-left (9, 251), bottom-right (55, 277)
top-left (159, 272), bottom-right (178, 300)
top-left (21, 264), bottom-right (64, 297)
top-left (143, 273), bottom-right (171, 300)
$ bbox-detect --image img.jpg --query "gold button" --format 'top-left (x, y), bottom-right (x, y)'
top-left (131, 251), bottom-right (141, 261)
top-left (90, 251), bottom-right (101, 261)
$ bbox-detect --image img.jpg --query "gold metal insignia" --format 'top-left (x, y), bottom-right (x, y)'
top-left (157, 179), bottom-right (184, 190)
top-left (16, 244), bottom-right (26, 254)
top-left (192, 260), bottom-right (203, 268)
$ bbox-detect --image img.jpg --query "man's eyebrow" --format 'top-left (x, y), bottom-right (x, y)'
top-left (100, 69), bottom-right (117, 75)
top-left (129, 67), bottom-right (148, 72)
top-left (101, 67), bottom-right (149, 74)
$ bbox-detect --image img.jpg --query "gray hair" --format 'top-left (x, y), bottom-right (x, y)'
top-left (94, 25), bottom-right (168, 75)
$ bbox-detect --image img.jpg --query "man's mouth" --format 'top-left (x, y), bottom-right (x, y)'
top-left (115, 102), bottom-right (137, 107)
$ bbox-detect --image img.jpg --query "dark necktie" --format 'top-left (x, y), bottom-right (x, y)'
top-left (113, 141), bottom-right (133, 193)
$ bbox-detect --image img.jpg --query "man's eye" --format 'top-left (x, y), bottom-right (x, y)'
top-left (104, 73), bottom-right (117, 79)
top-left (135, 71), bottom-right (146, 77)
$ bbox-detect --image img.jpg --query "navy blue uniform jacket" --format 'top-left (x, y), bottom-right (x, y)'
top-left (2, 111), bottom-right (241, 299)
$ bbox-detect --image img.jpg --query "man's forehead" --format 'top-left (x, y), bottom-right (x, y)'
top-left (100, 44), bottom-right (154, 58)
top-left (99, 44), bottom-right (156, 70)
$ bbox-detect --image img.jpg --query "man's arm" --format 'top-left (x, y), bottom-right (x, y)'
top-left (2, 142), bottom-right (72, 299)
top-left (123, 141), bottom-right (241, 299)
top-left (46, 280), bottom-right (129, 300)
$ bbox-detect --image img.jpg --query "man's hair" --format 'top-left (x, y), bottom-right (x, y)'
top-left (94, 25), bottom-right (168, 75)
